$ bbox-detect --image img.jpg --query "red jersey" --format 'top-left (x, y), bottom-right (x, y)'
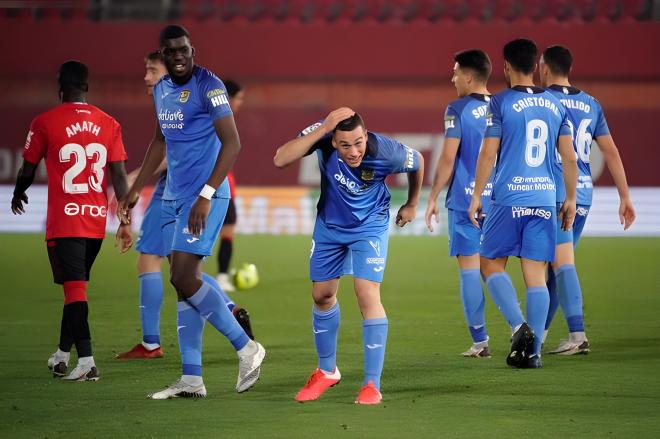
top-left (23, 102), bottom-right (128, 240)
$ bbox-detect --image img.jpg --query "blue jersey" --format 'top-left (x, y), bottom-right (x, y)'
top-left (546, 85), bottom-right (610, 206)
top-left (153, 66), bottom-right (233, 200)
top-left (485, 86), bottom-right (571, 207)
top-left (444, 93), bottom-right (494, 213)
top-left (301, 123), bottom-right (421, 229)
top-left (153, 170), bottom-right (167, 199)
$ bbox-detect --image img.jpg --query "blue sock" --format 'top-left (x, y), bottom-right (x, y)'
top-left (201, 272), bottom-right (235, 311)
top-left (460, 269), bottom-right (487, 343)
top-left (555, 264), bottom-right (585, 332)
top-left (545, 267), bottom-right (559, 331)
top-left (187, 280), bottom-right (249, 351)
top-left (485, 272), bottom-right (525, 329)
top-left (313, 303), bottom-right (340, 373)
top-left (139, 272), bottom-right (163, 345)
top-left (526, 286), bottom-right (550, 356)
top-left (363, 317), bottom-right (388, 390)
top-left (177, 301), bottom-right (205, 377)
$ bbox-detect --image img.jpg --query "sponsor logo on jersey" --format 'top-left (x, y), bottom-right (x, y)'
top-left (444, 114), bottom-right (455, 130)
top-left (577, 207), bottom-right (589, 216)
top-left (486, 112), bottom-right (494, 127)
top-left (158, 108), bottom-right (184, 130)
top-left (361, 168), bottom-right (374, 181)
top-left (511, 207), bottom-right (552, 220)
top-left (210, 94), bottom-right (229, 108)
top-left (63, 202), bottom-right (107, 217)
top-left (24, 130), bottom-right (33, 150)
top-left (508, 176), bottom-right (555, 192)
top-left (179, 90), bottom-right (191, 103)
top-left (334, 168), bottom-right (366, 194)
top-left (301, 122), bottom-right (322, 136)
top-left (404, 146), bottom-right (415, 170)
top-left (207, 88), bottom-right (225, 98)
top-left (75, 109), bottom-right (92, 115)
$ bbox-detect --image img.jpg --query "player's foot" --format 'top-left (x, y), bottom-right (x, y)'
top-left (461, 342), bottom-right (491, 358)
top-left (506, 322), bottom-right (534, 368)
top-left (548, 339), bottom-right (590, 355)
top-left (62, 363), bottom-right (100, 381)
top-left (217, 273), bottom-right (236, 292)
top-left (47, 350), bottom-right (69, 377)
top-left (148, 378), bottom-right (207, 399)
top-left (236, 341), bottom-right (266, 393)
top-left (294, 367), bottom-right (341, 402)
top-left (233, 307), bottom-right (254, 340)
top-left (521, 354), bottom-right (543, 369)
top-left (355, 381), bottom-right (382, 405)
top-left (115, 343), bottom-right (164, 359)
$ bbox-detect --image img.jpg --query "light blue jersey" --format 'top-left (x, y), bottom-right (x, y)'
top-left (153, 66), bottom-right (233, 201)
top-left (485, 86), bottom-right (571, 207)
top-left (444, 93), bottom-right (493, 213)
top-left (546, 85), bottom-right (610, 206)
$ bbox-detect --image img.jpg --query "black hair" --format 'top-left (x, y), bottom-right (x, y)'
top-left (159, 24), bottom-right (190, 46)
top-left (145, 50), bottom-right (163, 63)
top-left (454, 49), bottom-right (492, 82)
top-left (58, 60), bottom-right (89, 92)
top-left (335, 113), bottom-right (365, 132)
top-left (542, 45), bottom-right (573, 76)
top-left (503, 38), bottom-right (538, 75)
top-left (224, 79), bottom-right (242, 98)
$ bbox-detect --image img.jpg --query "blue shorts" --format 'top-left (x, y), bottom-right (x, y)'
top-left (556, 203), bottom-right (590, 247)
top-left (135, 191), bottom-right (168, 257)
top-left (310, 218), bottom-right (389, 283)
top-left (162, 194), bottom-right (229, 257)
top-left (447, 209), bottom-right (483, 257)
top-left (481, 204), bottom-right (556, 262)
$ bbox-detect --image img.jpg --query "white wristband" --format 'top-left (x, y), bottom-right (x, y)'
top-left (199, 184), bottom-right (215, 200)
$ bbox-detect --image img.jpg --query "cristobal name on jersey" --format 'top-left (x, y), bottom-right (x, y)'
top-left (65, 121), bottom-right (101, 138)
top-left (512, 96), bottom-right (560, 116)
top-left (558, 98), bottom-right (591, 114)
top-left (507, 176), bottom-right (555, 192)
top-left (158, 108), bottom-right (184, 130)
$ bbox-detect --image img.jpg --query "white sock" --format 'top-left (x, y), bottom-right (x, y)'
top-left (55, 348), bottom-right (70, 361)
top-left (78, 356), bottom-right (95, 367)
top-left (542, 329), bottom-right (549, 343)
top-left (181, 375), bottom-right (203, 386)
top-left (569, 331), bottom-right (587, 343)
top-left (142, 341), bottom-right (160, 350)
top-left (237, 340), bottom-right (257, 358)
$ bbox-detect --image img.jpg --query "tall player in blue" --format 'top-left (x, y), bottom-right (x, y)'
top-left (274, 108), bottom-right (423, 404)
top-left (118, 25), bottom-right (265, 399)
top-left (426, 49), bottom-right (494, 358)
top-left (539, 45), bottom-right (636, 354)
top-left (468, 39), bottom-right (578, 368)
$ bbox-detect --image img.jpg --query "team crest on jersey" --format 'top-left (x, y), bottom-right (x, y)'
top-left (179, 90), bottom-right (191, 103)
top-left (361, 168), bottom-right (374, 181)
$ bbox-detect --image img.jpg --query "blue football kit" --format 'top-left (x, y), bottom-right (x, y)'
top-left (444, 93), bottom-right (493, 257)
top-left (135, 171), bottom-right (168, 257)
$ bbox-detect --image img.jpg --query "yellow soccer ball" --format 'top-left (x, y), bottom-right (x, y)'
top-left (233, 263), bottom-right (259, 290)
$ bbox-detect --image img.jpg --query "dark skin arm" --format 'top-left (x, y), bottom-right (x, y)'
top-left (187, 115), bottom-right (241, 237)
top-left (11, 160), bottom-right (38, 215)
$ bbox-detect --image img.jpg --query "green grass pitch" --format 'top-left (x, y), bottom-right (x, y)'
top-left (1, 233), bottom-right (659, 437)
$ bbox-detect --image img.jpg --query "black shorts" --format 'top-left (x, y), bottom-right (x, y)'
top-left (223, 198), bottom-right (237, 226)
top-left (46, 238), bottom-right (103, 285)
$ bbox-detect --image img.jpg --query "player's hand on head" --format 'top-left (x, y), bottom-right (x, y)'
top-left (322, 107), bottom-right (355, 132)
top-left (559, 200), bottom-right (576, 232)
top-left (395, 203), bottom-right (416, 228)
top-left (189, 197), bottom-right (211, 237)
top-left (424, 199), bottom-right (439, 232)
top-left (619, 197), bottom-right (636, 230)
top-left (10, 193), bottom-right (28, 215)
top-left (467, 196), bottom-right (482, 228)
top-left (115, 224), bottom-right (134, 254)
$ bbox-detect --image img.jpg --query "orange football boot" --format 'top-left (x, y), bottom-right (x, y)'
top-left (355, 381), bottom-right (382, 405)
top-left (115, 344), bottom-right (163, 359)
top-left (294, 367), bottom-right (341, 402)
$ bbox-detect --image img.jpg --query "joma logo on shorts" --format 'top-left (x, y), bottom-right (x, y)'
top-left (511, 207), bottom-right (551, 220)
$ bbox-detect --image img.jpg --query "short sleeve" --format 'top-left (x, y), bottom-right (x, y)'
top-left (22, 116), bottom-right (47, 164)
top-left (200, 74), bottom-right (233, 121)
top-left (299, 120), bottom-right (332, 156)
top-left (484, 96), bottom-right (502, 139)
top-left (559, 106), bottom-right (572, 136)
top-left (108, 120), bottom-right (128, 162)
top-left (593, 100), bottom-right (610, 138)
top-left (444, 106), bottom-right (462, 139)
top-left (387, 138), bottom-right (420, 174)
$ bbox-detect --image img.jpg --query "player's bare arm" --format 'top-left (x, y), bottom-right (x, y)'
top-left (595, 134), bottom-right (636, 229)
top-left (425, 137), bottom-right (460, 232)
top-left (273, 107), bottom-right (355, 168)
top-left (10, 160), bottom-right (38, 215)
top-left (187, 115), bottom-right (241, 237)
top-left (396, 151), bottom-right (424, 227)
top-left (557, 134), bottom-right (578, 231)
top-left (468, 137), bottom-right (499, 227)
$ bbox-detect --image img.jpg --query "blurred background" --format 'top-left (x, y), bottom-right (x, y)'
top-left (1, 0), bottom-right (659, 235)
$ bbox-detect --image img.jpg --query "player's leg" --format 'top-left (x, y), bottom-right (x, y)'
top-left (200, 271), bottom-right (254, 340)
top-left (216, 199), bottom-right (237, 292)
top-left (46, 239), bottom-right (73, 377)
top-left (544, 202), bottom-right (571, 344)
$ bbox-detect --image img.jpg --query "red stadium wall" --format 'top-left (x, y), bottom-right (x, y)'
top-left (1, 18), bottom-right (659, 186)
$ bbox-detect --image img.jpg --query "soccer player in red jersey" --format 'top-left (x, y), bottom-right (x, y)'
top-left (11, 60), bottom-right (130, 381)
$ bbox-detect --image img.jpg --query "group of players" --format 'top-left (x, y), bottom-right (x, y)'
top-left (10, 24), bottom-right (634, 405)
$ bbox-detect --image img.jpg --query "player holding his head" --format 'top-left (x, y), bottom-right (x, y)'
top-left (115, 55), bottom-right (253, 360)
top-left (425, 49), bottom-right (494, 358)
top-left (118, 25), bottom-right (264, 399)
top-left (468, 39), bottom-right (578, 368)
top-left (274, 109), bottom-right (424, 404)
top-left (539, 45), bottom-right (636, 354)
top-left (11, 60), bottom-right (130, 381)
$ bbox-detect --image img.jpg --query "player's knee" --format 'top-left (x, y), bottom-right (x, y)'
top-left (312, 289), bottom-right (336, 307)
top-left (169, 269), bottom-right (192, 294)
top-left (63, 280), bottom-right (87, 304)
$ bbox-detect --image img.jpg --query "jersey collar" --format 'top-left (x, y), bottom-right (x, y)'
top-left (548, 84), bottom-right (582, 95)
